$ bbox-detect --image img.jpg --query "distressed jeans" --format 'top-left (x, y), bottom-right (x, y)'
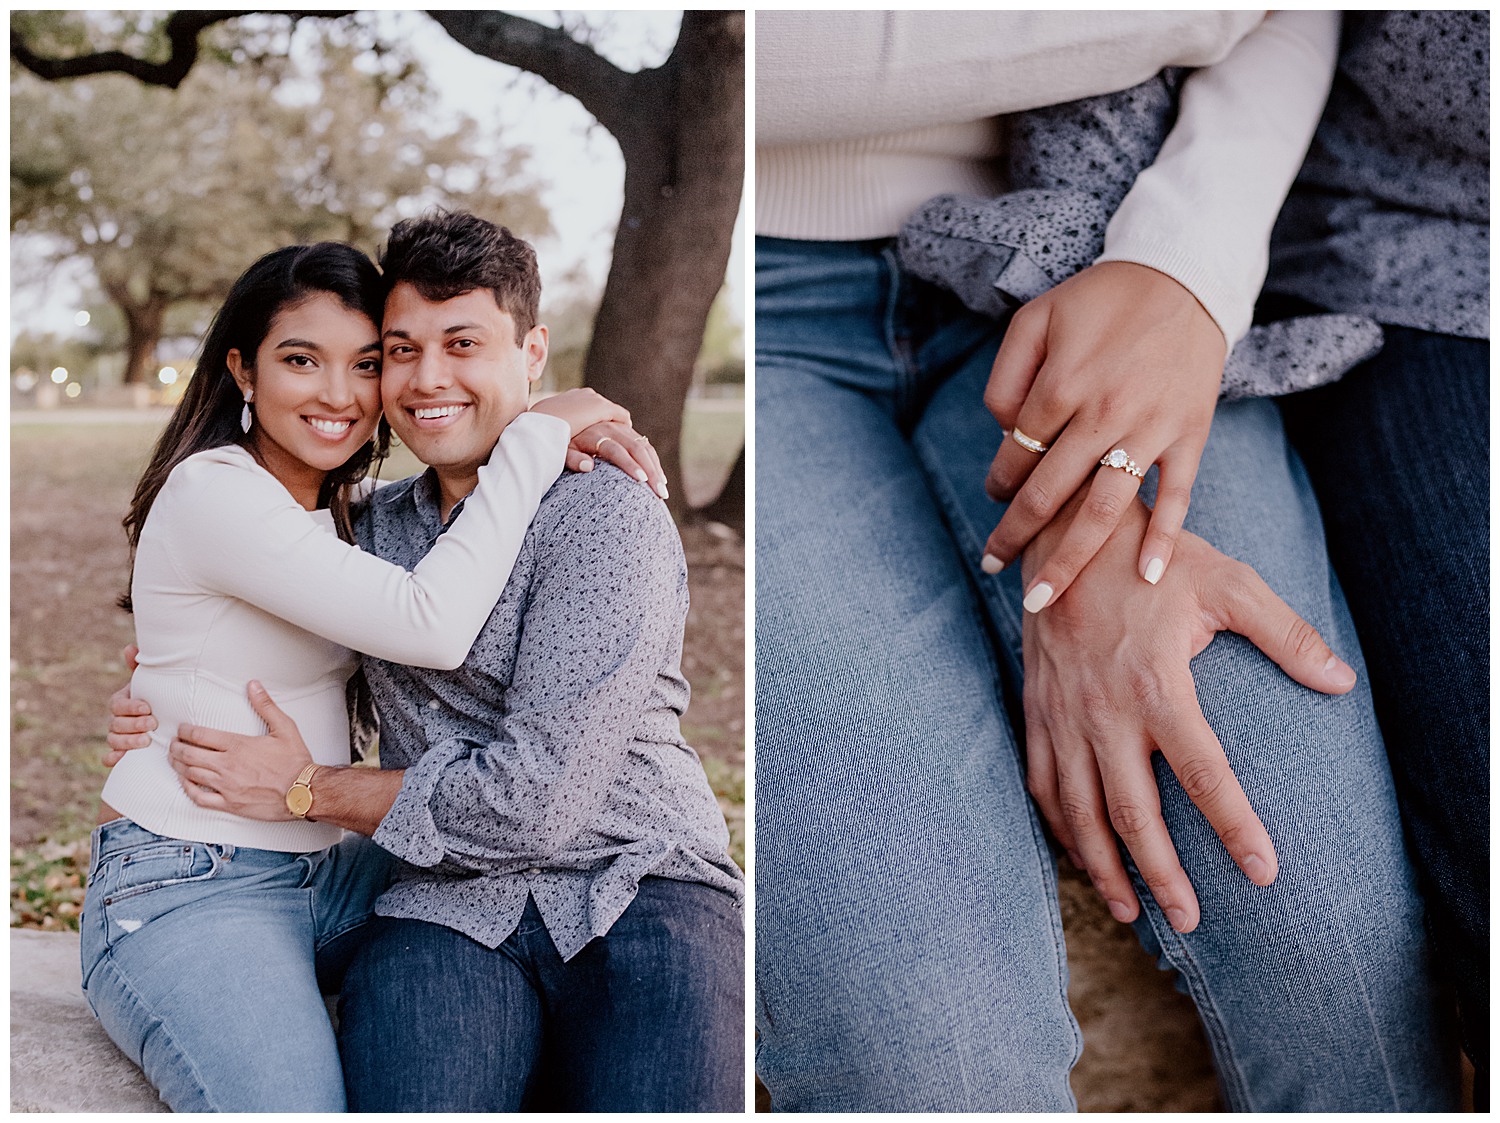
top-left (79, 818), bottom-right (390, 1112)
top-left (753, 236), bottom-right (1457, 1111)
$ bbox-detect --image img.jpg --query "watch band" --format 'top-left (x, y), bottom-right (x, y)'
top-left (286, 763), bottom-right (320, 820)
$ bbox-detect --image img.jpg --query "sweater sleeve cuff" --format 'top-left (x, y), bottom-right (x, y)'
top-left (1095, 233), bottom-right (1245, 347)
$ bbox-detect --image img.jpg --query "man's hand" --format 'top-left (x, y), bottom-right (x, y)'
top-left (168, 682), bottom-right (313, 821)
top-left (103, 644), bottom-right (152, 767)
top-left (1021, 495), bottom-right (1357, 932)
top-left (105, 684), bottom-right (156, 766)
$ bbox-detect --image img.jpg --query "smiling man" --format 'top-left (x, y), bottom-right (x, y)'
top-left (153, 211), bottom-right (746, 1111)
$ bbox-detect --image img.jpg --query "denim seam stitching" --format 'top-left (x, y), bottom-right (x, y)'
top-left (914, 430), bottom-right (1083, 1089)
top-left (879, 244), bottom-right (922, 418)
top-left (96, 952), bottom-right (224, 1112)
top-left (1129, 884), bottom-right (1252, 1109)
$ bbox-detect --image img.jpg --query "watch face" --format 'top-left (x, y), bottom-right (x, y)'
top-left (287, 786), bottom-right (314, 818)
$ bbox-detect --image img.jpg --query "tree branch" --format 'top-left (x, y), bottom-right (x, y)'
top-left (11, 11), bottom-right (353, 88)
top-left (424, 11), bottom-right (641, 140)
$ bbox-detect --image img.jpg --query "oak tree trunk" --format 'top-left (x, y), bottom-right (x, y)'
top-left (580, 14), bottom-right (744, 517)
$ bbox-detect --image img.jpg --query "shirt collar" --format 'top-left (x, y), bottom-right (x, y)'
top-left (409, 467), bottom-right (463, 535)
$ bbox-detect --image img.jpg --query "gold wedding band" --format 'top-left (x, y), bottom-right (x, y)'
top-left (595, 436), bottom-right (618, 456)
top-left (1009, 428), bottom-right (1050, 455)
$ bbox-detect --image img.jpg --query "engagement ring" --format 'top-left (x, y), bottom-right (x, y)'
top-left (1099, 448), bottom-right (1146, 478)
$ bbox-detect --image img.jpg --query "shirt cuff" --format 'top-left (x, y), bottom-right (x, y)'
top-left (371, 737), bottom-right (471, 868)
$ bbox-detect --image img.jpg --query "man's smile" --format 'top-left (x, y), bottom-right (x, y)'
top-left (406, 403), bottom-right (472, 428)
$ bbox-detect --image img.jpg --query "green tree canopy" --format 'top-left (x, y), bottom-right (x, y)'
top-left (11, 13), bottom-right (548, 385)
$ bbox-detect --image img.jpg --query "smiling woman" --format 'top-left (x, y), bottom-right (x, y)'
top-left (77, 239), bottom-right (634, 1112)
top-left (226, 292), bottom-right (385, 511)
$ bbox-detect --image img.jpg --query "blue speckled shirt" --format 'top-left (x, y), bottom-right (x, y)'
top-left (1266, 10), bottom-right (1489, 338)
top-left (354, 462), bottom-right (743, 961)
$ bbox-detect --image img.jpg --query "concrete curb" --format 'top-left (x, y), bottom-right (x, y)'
top-left (11, 929), bottom-right (166, 1113)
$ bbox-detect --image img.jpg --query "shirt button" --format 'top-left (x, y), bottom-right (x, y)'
top-left (427, 700), bottom-right (440, 710)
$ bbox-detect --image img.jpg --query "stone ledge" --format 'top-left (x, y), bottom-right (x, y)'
top-left (11, 929), bottom-right (166, 1113)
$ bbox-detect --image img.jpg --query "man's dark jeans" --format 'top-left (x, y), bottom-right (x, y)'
top-left (337, 877), bottom-right (745, 1112)
top-left (1279, 325), bottom-right (1489, 1104)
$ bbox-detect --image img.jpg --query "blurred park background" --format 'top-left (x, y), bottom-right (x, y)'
top-left (11, 10), bottom-right (744, 934)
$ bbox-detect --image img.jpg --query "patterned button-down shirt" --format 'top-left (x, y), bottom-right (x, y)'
top-left (354, 462), bottom-right (743, 961)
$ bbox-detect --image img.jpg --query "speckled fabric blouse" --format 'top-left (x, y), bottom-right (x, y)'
top-left (354, 464), bottom-right (743, 962)
top-left (1266, 10), bottom-right (1490, 338)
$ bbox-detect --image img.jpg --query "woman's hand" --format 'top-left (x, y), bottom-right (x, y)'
top-left (167, 682), bottom-right (313, 821)
top-left (980, 261), bottom-right (1227, 610)
top-left (532, 388), bottom-right (669, 499)
top-left (1021, 493), bottom-right (1358, 931)
top-left (569, 420), bottom-right (669, 500)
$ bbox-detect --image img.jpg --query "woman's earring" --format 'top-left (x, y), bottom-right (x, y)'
top-left (240, 390), bottom-right (254, 434)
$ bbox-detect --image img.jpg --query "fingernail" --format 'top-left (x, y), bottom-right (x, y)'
top-left (1323, 655), bottom-right (1356, 688)
top-left (248, 680), bottom-right (265, 695)
top-left (1144, 557), bottom-right (1165, 585)
top-left (579, 457), bottom-right (594, 471)
top-left (1108, 899), bottom-right (1134, 923)
top-left (655, 482), bottom-right (669, 500)
top-left (634, 469), bottom-right (648, 482)
top-left (1023, 582), bottom-right (1054, 613)
top-left (1166, 907), bottom-right (1192, 932)
top-left (1240, 853), bottom-right (1272, 885)
top-left (980, 553), bottom-right (1005, 575)
top-left (148, 718), bottom-right (158, 731)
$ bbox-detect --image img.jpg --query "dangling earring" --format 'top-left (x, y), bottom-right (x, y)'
top-left (240, 390), bottom-right (253, 434)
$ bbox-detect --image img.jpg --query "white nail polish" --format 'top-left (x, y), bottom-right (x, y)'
top-left (980, 553), bottom-right (1005, 575)
top-left (1144, 557), bottom-right (1165, 585)
top-left (1023, 582), bottom-right (1053, 613)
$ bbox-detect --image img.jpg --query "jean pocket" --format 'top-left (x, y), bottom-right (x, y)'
top-left (94, 839), bottom-right (223, 948)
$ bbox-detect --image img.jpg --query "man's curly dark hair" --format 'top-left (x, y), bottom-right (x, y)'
top-left (379, 210), bottom-right (541, 345)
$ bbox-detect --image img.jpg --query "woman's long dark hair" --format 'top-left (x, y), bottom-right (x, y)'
top-left (119, 242), bottom-right (390, 611)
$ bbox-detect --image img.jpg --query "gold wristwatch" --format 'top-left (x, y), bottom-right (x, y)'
top-left (286, 763), bottom-right (320, 820)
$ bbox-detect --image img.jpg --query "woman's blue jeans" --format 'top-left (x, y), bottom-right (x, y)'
top-left (753, 236), bottom-right (1457, 1111)
top-left (79, 818), bottom-right (390, 1112)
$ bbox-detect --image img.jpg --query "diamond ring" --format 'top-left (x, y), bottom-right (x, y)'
top-left (1009, 428), bottom-right (1050, 455)
top-left (1099, 448), bottom-right (1146, 478)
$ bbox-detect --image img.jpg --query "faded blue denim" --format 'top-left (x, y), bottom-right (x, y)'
top-left (79, 818), bottom-right (390, 1112)
top-left (753, 236), bottom-right (1458, 1111)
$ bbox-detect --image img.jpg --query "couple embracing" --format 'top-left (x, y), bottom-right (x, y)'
top-left (84, 210), bottom-right (744, 1112)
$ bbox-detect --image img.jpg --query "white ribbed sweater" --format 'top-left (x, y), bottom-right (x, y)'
top-left (756, 11), bottom-right (1339, 345)
top-left (101, 411), bottom-right (568, 851)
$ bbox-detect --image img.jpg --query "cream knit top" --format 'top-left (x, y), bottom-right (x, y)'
top-left (756, 11), bottom-right (1339, 345)
top-left (101, 411), bottom-right (569, 852)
